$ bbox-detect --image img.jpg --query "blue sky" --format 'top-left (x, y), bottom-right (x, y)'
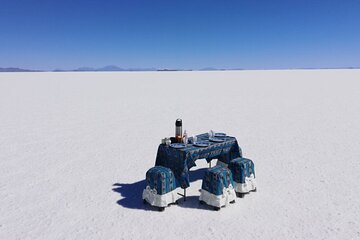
top-left (0, 0), bottom-right (359, 70)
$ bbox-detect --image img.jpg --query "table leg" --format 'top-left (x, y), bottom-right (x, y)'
top-left (184, 189), bottom-right (186, 201)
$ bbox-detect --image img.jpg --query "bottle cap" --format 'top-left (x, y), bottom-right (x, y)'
top-left (175, 119), bottom-right (182, 127)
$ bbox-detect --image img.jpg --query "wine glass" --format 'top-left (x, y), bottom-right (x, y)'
top-left (208, 130), bottom-right (214, 138)
top-left (183, 130), bottom-right (188, 146)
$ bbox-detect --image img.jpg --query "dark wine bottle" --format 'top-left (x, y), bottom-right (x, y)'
top-left (175, 119), bottom-right (183, 143)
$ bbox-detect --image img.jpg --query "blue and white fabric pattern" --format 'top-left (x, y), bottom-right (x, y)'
top-left (199, 166), bottom-right (236, 207)
top-left (155, 133), bottom-right (242, 188)
top-left (142, 166), bottom-right (180, 207)
top-left (228, 158), bottom-right (256, 193)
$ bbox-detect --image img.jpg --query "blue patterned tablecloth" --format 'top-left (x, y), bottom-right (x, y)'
top-left (155, 133), bottom-right (242, 188)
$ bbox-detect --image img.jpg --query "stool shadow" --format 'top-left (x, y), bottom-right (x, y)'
top-left (113, 181), bottom-right (163, 211)
top-left (113, 168), bottom-right (208, 211)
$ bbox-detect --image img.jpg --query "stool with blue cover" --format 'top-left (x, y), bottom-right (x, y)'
top-left (228, 157), bottom-right (257, 198)
top-left (142, 166), bottom-right (180, 211)
top-left (199, 165), bottom-right (236, 210)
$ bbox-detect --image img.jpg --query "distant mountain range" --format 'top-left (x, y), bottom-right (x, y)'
top-left (0, 65), bottom-right (237, 72)
top-left (0, 65), bottom-right (243, 72)
top-left (0, 67), bottom-right (42, 72)
top-left (0, 66), bottom-right (358, 72)
top-left (54, 65), bottom-right (158, 72)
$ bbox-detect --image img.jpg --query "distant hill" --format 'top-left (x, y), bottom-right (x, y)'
top-left (0, 67), bottom-right (41, 72)
top-left (54, 65), bottom-right (157, 72)
top-left (97, 65), bottom-right (124, 71)
top-left (95, 65), bottom-right (157, 72)
top-left (199, 67), bottom-right (218, 71)
top-left (2, 66), bottom-right (358, 72)
top-left (199, 67), bottom-right (245, 71)
top-left (157, 69), bottom-right (180, 71)
top-left (74, 67), bottom-right (96, 71)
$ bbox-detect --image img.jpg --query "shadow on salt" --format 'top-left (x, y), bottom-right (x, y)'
top-left (112, 167), bottom-right (212, 211)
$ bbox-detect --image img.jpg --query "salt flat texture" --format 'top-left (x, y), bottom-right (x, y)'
top-left (1, 70), bottom-right (360, 240)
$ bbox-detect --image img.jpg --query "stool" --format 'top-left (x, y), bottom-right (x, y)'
top-left (199, 165), bottom-right (236, 210)
top-left (142, 166), bottom-right (180, 211)
top-left (228, 157), bottom-right (257, 198)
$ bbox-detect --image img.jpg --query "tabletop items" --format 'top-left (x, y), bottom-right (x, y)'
top-left (162, 118), bottom-right (228, 147)
top-left (193, 141), bottom-right (209, 147)
top-left (191, 135), bottom-right (197, 144)
top-left (214, 132), bottom-right (226, 138)
top-left (161, 138), bottom-right (172, 146)
top-left (143, 119), bottom-right (257, 212)
top-left (175, 119), bottom-right (183, 143)
top-left (169, 143), bottom-right (185, 149)
top-left (209, 137), bottom-right (225, 142)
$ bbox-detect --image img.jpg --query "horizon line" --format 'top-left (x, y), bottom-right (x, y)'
top-left (1, 66), bottom-right (360, 73)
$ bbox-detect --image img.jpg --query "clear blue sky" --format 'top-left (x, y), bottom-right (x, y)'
top-left (1, 0), bottom-right (359, 70)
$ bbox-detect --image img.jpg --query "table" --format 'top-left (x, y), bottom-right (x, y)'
top-left (155, 133), bottom-right (242, 189)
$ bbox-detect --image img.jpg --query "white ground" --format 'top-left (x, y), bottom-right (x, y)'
top-left (1, 70), bottom-right (360, 240)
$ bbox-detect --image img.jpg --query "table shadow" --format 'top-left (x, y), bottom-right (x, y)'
top-left (176, 196), bottom-right (214, 210)
top-left (113, 168), bottom-right (209, 211)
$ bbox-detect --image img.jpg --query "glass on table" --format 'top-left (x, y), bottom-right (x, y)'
top-left (208, 130), bottom-right (214, 138)
top-left (183, 130), bottom-right (188, 146)
top-left (165, 138), bottom-right (171, 146)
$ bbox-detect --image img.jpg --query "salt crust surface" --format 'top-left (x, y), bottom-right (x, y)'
top-left (0, 70), bottom-right (359, 239)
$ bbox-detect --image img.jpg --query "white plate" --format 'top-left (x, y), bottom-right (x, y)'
top-left (214, 133), bottom-right (226, 137)
top-left (209, 137), bottom-right (225, 142)
top-left (170, 143), bottom-right (186, 149)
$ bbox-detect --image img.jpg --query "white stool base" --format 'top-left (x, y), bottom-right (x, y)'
top-left (142, 186), bottom-right (181, 207)
top-left (199, 185), bottom-right (236, 208)
top-left (233, 174), bottom-right (256, 193)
